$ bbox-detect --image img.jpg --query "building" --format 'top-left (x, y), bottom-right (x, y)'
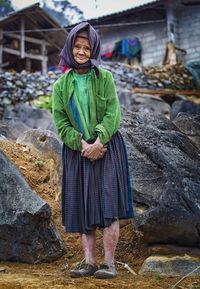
top-left (0, 3), bottom-right (67, 74)
top-left (66, 0), bottom-right (200, 66)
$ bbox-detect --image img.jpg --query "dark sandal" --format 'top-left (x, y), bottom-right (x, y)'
top-left (70, 262), bottom-right (98, 278)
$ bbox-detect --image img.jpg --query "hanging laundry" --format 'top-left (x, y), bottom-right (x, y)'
top-left (121, 37), bottom-right (142, 59)
top-left (101, 37), bottom-right (142, 62)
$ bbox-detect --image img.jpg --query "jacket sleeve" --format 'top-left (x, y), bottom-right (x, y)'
top-left (95, 72), bottom-right (121, 144)
top-left (52, 82), bottom-right (82, 151)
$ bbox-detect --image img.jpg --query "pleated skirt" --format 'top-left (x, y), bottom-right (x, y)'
top-left (61, 131), bottom-right (134, 234)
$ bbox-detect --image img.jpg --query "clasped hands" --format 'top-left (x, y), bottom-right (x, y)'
top-left (81, 137), bottom-right (107, 161)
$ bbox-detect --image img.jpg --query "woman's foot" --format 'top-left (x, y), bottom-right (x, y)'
top-left (70, 263), bottom-right (98, 278)
top-left (94, 263), bottom-right (117, 279)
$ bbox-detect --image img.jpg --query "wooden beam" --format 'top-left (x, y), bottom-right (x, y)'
top-left (26, 58), bottom-right (31, 72)
top-left (0, 29), bottom-right (3, 72)
top-left (132, 87), bottom-right (200, 97)
top-left (0, 61), bottom-right (9, 68)
top-left (4, 32), bottom-right (51, 46)
top-left (3, 47), bottom-right (46, 61)
top-left (3, 47), bottom-right (20, 56)
top-left (25, 52), bottom-right (46, 61)
top-left (41, 39), bottom-right (47, 74)
top-left (20, 16), bottom-right (25, 58)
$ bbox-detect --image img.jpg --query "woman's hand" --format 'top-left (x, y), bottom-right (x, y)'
top-left (81, 137), bottom-right (107, 161)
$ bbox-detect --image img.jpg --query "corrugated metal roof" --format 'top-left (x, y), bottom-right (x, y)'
top-left (65, 0), bottom-right (163, 29)
top-left (88, 0), bottom-right (161, 22)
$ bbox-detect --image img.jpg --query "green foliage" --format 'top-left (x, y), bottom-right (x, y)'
top-left (35, 159), bottom-right (44, 169)
top-left (66, 251), bottom-right (75, 259)
top-left (154, 272), bottom-right (164, 280)
top-left (0, 0), bottom-right (14, 17)
top-left (35, 95), bottom-right (52, 113)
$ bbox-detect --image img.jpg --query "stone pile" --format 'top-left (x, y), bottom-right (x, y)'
top-left (102, 61), bottom-right (195, 91)
top-left (0, 70), bottom-right (60, 106)
top-left (0, 62), bottom-right (196, 118)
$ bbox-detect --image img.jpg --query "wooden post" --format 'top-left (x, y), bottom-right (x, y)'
top-left (20, 17), bottom-right (25, 58)
top-left (41, 40), bottom-right (47, 74)
top-left (26, 58), bottom-right (31, 72)
top-left (0, 29), bottom-right (3, 72)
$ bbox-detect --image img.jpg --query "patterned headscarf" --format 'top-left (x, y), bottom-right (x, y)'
top-left (59, 22), bottom-right (101, 74)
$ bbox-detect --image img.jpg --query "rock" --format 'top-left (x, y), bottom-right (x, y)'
top-left (0, 120), bottom-right (29, 140)
top-left (17, 129), bottom-right (61, 159)
top-left (148, 244), bottom-right (200, 257)
top-left (3, 103), bottom-right (55, 131)
top-left (139, 255), bottom-right (200, 276)
top-left (173, 113), bottom-right (200, 150)
top-left (121, 108), bottom-right (200, 246)
top-left (0, 123), bottom-right (17, 140)
top-left (17, 129), bottom-right (62, 187)
top-left (170, 100), bottom-right (200, 120)
top-left (130, 93), bottom-right (170, 116)
top-left (0, 150), bottom-right (65, 263)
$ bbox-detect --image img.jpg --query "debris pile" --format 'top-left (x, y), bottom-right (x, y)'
top-left (0, 63), bottom-right (196, 118)
top-left (102, 62), bottom-right (195, 91)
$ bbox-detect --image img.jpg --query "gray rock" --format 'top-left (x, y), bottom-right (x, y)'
top-left (173, 113), bottom-right (200, 150)
top-left (0, 120), bottom-right (29, 140)
top-left (0, 150), bottom-right (65, 263)
top-left (17, 128), bottom-right (61, 162)
top-left (139, 255), bottom-right (200, 276)
top-left (0, 123), bottom-right (17, 140)
top-left (130, 93), bottom-right (170, 116)
top-left (121, 109), bottom-right (200, 246)
top-left (170, 100), bottom-right (200, 120)
top-left (3, 104), bottom-right (55, 131)
top-left (17, 129), bottom-right (62, 186)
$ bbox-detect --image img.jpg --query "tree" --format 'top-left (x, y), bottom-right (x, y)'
top-left (0, 0), bottom-right (14, 18)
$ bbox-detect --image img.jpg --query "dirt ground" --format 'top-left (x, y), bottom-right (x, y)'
top-left (0, 140), bottom-right (200, 289)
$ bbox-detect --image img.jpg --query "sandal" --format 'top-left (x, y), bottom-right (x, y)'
top-left (94, 263), bottom-right (117, 279)
top-left (70, 262), bottom-right (98, 278)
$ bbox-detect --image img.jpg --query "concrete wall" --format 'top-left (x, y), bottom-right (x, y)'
top-left (177, 6), bottom-right (200, 64)
top-left (99, 3), bottom-right (200, 66)
top-left (100, 21), bottom-right (168, 66)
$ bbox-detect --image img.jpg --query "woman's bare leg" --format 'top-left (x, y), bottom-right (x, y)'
top-left (81, 231), bottom-right (96, 265)
top-left (103, 220), bottom-right (119, 264)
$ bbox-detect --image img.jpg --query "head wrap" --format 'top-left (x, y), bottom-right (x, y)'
top-left (59, 22), bottom-right (101, 74)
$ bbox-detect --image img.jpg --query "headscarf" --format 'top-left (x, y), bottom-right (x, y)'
top-left (59, 22), bottom-right (101, 75)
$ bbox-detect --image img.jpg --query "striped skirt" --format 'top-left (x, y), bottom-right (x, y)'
top-left (61, 131), bottom-right (134, 234)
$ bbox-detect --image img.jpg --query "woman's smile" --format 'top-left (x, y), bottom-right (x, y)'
top-left (72, 37), bottom-right (91, 64)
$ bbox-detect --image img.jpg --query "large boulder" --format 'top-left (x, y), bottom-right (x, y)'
top-left (3, 103), bottom-right (56, 132)
top-left (0, 120), bottom-right (29, 140)
top-left (0, 149), bottom-right (65, 263)
top-left (173, 113), bottom-right (200, 150)
top-left (118, 90), bottom-right (170, 116)
top-left (121, 109), bottom-right (200, 247)
top-left (170, 100), bottom-right (200, 120)
top-left (139, 255), bottom-right (200, 276)
top-left (16, 129), bottom-right (61, 162)
top-left (17, 129), bottom-right (62, 188)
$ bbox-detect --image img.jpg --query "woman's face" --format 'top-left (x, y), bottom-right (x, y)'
top-left (72, 36), bottom-right (91, 65)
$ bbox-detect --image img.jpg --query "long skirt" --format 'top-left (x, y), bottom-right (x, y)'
top-left (61, 131), bottom-right (134, 234)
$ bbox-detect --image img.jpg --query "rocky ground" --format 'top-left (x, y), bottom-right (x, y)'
top-left (0, 140), bottom-right (199, 289)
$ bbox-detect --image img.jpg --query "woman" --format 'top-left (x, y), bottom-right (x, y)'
top-left (52, 22), bottom-right (134, 279)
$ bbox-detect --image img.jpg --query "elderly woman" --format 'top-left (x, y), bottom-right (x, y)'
top-left (52, 22), bottom-right (134, 279)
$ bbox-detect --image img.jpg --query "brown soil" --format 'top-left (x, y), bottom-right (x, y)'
top-left (0, 140), bottom-right (200, 289)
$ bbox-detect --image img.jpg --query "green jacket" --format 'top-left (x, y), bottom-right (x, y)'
top-left (52, 67), bottom-right (121, 151)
